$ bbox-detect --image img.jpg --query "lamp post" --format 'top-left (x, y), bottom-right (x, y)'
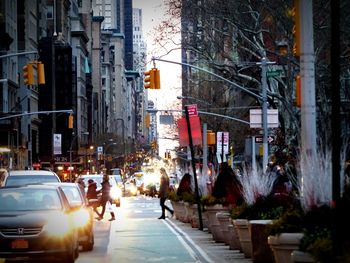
top-left (69, 131), bottom-right (89, 182)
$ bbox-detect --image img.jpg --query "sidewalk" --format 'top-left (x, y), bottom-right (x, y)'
top-left (166, 218), bottom-right (252, 263)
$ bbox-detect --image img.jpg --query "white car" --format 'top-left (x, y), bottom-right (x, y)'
top-left (78, 174), bottom-right (122, 206)
top-left (1, 170), bottom-right (61, 187)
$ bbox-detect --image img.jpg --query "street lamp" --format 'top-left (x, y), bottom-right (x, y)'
top-left (69, 131), bottom-right (89, 182)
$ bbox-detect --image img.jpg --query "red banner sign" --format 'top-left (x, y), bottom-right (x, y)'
top-left (177, 116), bottom-right (202, 147)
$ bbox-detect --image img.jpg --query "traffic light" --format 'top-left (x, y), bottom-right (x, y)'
top-left (154, 68), bottom-right (160, 89)
top-left (68, 114), bottom-right (74, 129)
top-left (295, 74), bottom-right (301, 107)
top-left (292, 0), bottom-right (301, 56)
top-left (144, 68), bottom-right (160, 89)
top-left (144, 69), bottom-right (155, 89)
top-left (23, 63), bottom-right (34, 85)
top-left (37, 62), bottom-right (45, 85)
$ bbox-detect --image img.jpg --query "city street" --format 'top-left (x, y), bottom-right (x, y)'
top-left (77, 195), bottom-right (249, 263)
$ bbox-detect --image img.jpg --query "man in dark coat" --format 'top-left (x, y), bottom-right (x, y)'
top-left (86, 179), bottom-right (100, 216)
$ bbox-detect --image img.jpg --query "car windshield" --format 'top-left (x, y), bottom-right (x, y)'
top-left (60, 185), bottom-right (84, 206)
top-left (5, 175), bottom-right (60, 186)
top-left (0, 188), bottom-right (62, 211)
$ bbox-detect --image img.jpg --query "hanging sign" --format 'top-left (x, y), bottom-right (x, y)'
top-left (177, 116), bottom-right (202, 147)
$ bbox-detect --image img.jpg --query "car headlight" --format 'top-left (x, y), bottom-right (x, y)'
top-left (42, 213), bottom-right (73, 238)
top-left (73, 208), bottom-right (90, 228)
top-left (110, 186), bottom-right (122, 199)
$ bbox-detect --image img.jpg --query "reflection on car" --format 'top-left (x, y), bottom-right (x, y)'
top-left (78, 174), bottom-right (122, 207)
top-left (1, 170), bottom-right (61, 187)
top-left (47, 182), bottom-right (95, 251)
top-left (0, 184), bottom-right (79, 262)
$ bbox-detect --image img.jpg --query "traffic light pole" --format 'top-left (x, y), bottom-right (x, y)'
top-left (152, 57), bottom-right (273, 171)
top-left (0, 50), bottom-right (38, 60)
top-left (0, 109), bottom-right (73, 120)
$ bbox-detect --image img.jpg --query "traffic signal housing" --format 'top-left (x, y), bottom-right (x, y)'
top-left (144, 68), bottom-right (160, 89)
top-left (68, 114), bottom-right (74, 129)
top-left (37, 62), bottom-right (46, 85)
top-left (23, 63), bottom-right (34, 85)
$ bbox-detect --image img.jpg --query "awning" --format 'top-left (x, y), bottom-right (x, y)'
top-left (0, 147), bottom-right (11, 153)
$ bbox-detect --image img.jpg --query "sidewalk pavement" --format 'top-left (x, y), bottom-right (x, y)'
top-left (167, 218), bottom-right (252, 263)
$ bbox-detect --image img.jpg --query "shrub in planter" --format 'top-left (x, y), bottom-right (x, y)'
top-left (201, 195), bottom-right (226, 207)
top-left (182, 192), bottom-right (196, 204)
top-left (168, 190), bottom-right (181, 202)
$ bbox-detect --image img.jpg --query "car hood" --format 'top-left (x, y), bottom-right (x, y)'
top-left (0, 210), bottom-right (65, 228)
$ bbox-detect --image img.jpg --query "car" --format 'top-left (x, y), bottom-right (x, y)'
top-left (47, 182), bottom-right (94, 251)
top-left (123, 180), bottom-right (138, 196)
top-left (110, 174), bottom-right (124, 188)
top-left (0, 184), bottom-right (80, 262)
top-left (77, 174), bottom-right (122, 207)
top-left (1, 170), bottom-right (61, 187)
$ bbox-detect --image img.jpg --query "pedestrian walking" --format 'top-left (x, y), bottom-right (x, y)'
top-left (158, 167), bottom-right (174, 219)
top-left (76, 177), bottom-right (86, 194)
top-left (86, 179), bottom-right (100, 216)
top-left (96, 174), bottom-right (116, 221)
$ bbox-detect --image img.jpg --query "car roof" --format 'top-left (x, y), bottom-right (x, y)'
top-left (8, 170), bottom-right (58, 176)
top-left (1, 184), bottom-right (59, 190)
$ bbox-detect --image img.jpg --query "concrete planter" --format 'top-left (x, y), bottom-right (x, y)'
top-left (291, 250), bottom-right (315, 263)
top-left (249, 220), bottom-right (274, 263)
top-left (228, 222), bottom-right (242, 251)
top-left (216, 211), bottom-right (232, 245)
top-left (205, 204), bottom-right (229, 242)
top-left (233, 219), bottom-right (252, 258)
top-left (268, 233), bottom-right (304, 263)
top-left (171, 201), bottom-right (186, 222)
top-left (184, 202), bottom-right (193, 223)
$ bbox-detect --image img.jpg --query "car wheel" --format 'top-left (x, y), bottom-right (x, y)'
top-left (82, 232), bottom-right (94, 251)
top-left (61, 247), bottom-right (76, 263)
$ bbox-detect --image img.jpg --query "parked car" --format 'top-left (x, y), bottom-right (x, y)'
top-left (0, 184), bottom-right (80, 262)
top-left (77, 174), bottom-right (122, 206)
top-left (47, 182), bottom-right (94, 251)
top-left (1, 170), bottom-right (61, 187)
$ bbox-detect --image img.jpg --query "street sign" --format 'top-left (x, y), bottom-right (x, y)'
top-left (249, 109), bottom-right (279, 128)
top-left (255, 135), bottom-right (275, 143)
top-left (266, 70), bottom-right (282, 78)
top-left (216, 131), bottom-right (229, 154)
top-left (186, 104), bottom-right (198, 117)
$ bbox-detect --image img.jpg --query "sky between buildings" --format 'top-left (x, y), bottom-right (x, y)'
top-left (133, 0), bottom-right (181, 159)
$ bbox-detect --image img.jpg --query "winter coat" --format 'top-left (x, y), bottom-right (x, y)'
top-left (86, 181), bottom-right (98, 200)
top-left (159, 174), bottom-right (170, 199)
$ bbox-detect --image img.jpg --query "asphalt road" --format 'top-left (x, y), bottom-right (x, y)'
top-left (78, 195), bottom-right (209, 262)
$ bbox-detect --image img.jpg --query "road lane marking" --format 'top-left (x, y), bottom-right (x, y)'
top-left (163, 219), bottom-right (214, 263)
